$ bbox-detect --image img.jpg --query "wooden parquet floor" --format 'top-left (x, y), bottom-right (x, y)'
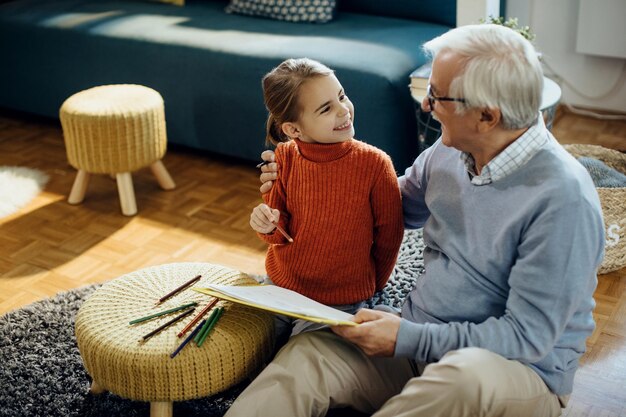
top-left (0, 111), bottom-right (270, 313)
top-left (1, 107), bottom-right (625, 417)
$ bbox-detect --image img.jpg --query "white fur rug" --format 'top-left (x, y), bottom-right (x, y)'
top-left (0, 166), bottom-right (49, 218)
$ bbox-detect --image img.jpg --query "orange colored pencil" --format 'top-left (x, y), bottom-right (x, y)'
top-left (177, 298), bottom-right (219, 338)
top-left (273, 222), bottom-right (293, 243)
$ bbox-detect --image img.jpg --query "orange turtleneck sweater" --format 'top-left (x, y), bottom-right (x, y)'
top-left (259, 138), bottom-right (404, 305)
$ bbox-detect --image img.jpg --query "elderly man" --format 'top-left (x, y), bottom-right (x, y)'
top-left (226, 24), bottom-right (605, 417)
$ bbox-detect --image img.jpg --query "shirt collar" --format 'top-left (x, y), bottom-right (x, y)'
top-left (461, 114), bottom-right (549, 185)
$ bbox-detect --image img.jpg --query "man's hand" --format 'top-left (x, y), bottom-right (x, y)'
top-left (250, 203), bottom-right (280, 234)
top-left (331, 309), bottom-right (401, 357)
top-left (259, 150), bottom-right (278, 194)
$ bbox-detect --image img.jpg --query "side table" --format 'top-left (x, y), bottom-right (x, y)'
top-left (412, 76), bottom-right (562, 154)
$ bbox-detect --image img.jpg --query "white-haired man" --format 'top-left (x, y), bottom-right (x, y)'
top-left (226, 24), bottom-right (605, 417)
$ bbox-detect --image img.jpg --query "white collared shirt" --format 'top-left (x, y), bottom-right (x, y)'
top-left (461, 114), bottom-right (549, 185)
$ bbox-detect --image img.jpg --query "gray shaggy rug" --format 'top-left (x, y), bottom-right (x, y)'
top-left (0, 229), bottom-right (423, 417)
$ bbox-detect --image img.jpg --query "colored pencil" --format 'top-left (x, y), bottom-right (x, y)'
top-left (129, 302), bottom-right (198, 325)
top-left (139, 308), bottom-right (195, 343)
top-left (170, 319), bottom-right (207, 359)
top-left (272, 222), bottom-right (293, 243)
top-left (194, 308), bottom-right (219, 344)
top-left (155, 275), bottom-right (202, 305)
top-left (177, 298), bottom-right (219, 338)
top-left (197, 307), bottom-right (224, 348)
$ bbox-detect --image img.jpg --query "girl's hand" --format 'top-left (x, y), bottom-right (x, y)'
top-left (250, 203), bottom-right (280, 234)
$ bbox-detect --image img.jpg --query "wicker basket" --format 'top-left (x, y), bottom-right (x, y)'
top-left (564, 144), bottom-right (626, 274)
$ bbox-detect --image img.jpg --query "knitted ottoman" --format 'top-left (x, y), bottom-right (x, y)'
top-left (60, 84), bottom-right (175, 216)
top-left (75, 263), bottom-right (275, 417)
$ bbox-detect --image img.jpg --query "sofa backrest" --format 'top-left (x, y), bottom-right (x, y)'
top-left (338, 0), bottom-right (456, 27)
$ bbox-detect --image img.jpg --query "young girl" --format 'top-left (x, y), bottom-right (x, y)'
top-left (250, 58), bottom-right (403, 337)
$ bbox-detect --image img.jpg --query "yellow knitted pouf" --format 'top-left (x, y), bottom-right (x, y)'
top-left (75, 263), bottom-right (275, 417)
top-left (60, 84), bottom-right (175, 216)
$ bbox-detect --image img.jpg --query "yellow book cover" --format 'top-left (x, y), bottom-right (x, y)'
top-left (410, 86), bottom-right (427, 102)
top-left (409, 62), bottom-right (431, 89)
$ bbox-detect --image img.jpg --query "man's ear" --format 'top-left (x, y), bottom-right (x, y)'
top-left (477, 107), bottom-right (501, 132)
top-left (281, 122), bottom-right (300, 139)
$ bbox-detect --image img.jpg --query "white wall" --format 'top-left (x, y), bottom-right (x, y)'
top-left (506, 0), bottom-right (626, 113)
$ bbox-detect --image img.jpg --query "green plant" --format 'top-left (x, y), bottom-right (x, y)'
top-left (480, 16), bottom-right (536, 42)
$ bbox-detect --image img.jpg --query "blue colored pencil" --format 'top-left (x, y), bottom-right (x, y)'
top-left (170, 319), bottom-right (207, 359)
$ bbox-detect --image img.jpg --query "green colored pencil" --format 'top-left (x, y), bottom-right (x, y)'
top-left (197, 307), bottom-right (224, 347)
top-left (129, 302), bottom-right (198, 325)
top-left (194, 307), bottom-right (219, 344)
top-left (138, 308), bottom-right (196, 343)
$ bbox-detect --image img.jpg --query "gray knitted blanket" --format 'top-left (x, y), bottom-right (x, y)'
top-left (578, 156), bottom-right (626, 188)
top-left (366, 228), bottom-right (424, 309)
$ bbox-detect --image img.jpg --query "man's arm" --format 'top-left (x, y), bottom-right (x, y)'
top-left (395, 194), bottom-right (604, 364)
top-left (335, 186), bottom-right (604, 365)
top-left (398, 141), bottom-right (439, 229)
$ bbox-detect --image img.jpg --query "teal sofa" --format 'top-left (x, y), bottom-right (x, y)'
top-left (0, 0), bottom-right (455, 169)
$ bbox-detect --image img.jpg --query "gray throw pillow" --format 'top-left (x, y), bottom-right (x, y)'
top-left (225, 0), bottom-right (336, 23)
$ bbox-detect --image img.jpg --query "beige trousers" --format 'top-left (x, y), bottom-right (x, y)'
top-left (225, 331), bottom-right (564, 417)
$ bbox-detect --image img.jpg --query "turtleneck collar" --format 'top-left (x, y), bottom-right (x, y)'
top-left (294, 138), bottom-right (354, 163)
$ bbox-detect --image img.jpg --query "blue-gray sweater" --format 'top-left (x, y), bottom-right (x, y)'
top-left (395, 133), bottom-right (605, 396)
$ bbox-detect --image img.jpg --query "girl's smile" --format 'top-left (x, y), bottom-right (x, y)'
top-left (281, 73), bottom-right (355, 144)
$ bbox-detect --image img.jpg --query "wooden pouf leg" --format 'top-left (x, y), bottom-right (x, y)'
top-left (89, 380), bottom-right (106, 395)
top-left (68, 169), bottom-right (90, 204)
top-left (116, 172), bottom-right (137, 216)
top-left (150, 160), bottom-right (176, 190)
top-left (150, 401), bottom-right (173, 417)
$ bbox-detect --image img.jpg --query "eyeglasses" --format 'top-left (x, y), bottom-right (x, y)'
top-left (426, 85), bottom-right (466, 109)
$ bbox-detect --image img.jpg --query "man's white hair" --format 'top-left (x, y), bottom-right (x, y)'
top-left (423, 24), bottom-right (543, 130)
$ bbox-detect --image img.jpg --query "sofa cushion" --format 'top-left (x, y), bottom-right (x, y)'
top-left (338, 0), bottom-right (456, 27)
top-left (225, 0), bottom-right (336, 23)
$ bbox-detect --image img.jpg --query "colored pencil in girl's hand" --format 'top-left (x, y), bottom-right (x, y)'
top-left (155, 274), bottom-right (202, 305)
top-left (272, 222), bottom-right (293, 243)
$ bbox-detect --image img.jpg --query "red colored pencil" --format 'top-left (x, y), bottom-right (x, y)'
top-left (272, 222), bottom-right (293, 243)
top-left (177, 298), bottom-right (219, 338)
